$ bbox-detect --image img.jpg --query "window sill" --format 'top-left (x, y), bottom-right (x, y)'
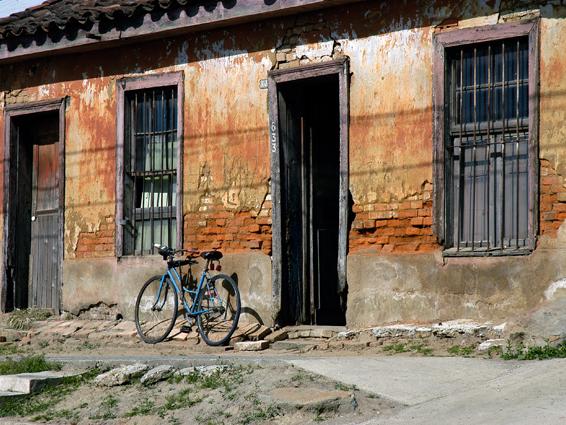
top-left (442, 247), bottom-right (532, 257)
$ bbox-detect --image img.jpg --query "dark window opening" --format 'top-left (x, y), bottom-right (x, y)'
top-left (123, 87), bottom-right (178, 255)
top-left (445, 37), bottom-right (529, 253)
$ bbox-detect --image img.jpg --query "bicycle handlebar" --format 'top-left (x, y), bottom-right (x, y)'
top-left (154, 244), bottom-right (198, 260)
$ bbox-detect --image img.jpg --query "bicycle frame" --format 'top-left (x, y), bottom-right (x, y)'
top-left (156, 263), bottom-right (220, 317)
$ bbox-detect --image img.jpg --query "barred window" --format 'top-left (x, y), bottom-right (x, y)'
top-left (445, 37), bottom-right (530, 253)
top-left (123, 87), bottom-right (178, 255)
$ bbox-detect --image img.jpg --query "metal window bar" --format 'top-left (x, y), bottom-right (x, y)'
top-left (125, 87), bottom-right (178, 255)
top-left (447, 38), bottom-right (528, 253)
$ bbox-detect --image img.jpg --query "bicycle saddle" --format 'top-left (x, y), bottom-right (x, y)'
top-left (200, 250), bottom-right (222, 261)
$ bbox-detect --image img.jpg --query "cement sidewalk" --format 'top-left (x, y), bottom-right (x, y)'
top-left (290, 356), bottom-right (566, 425)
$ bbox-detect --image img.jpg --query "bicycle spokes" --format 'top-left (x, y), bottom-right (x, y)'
top-left (196, 275), bottom-right (241, 346)
top-left (135, 276), bottom-right (178, 344)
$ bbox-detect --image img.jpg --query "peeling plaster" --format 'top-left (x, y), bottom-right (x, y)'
top-left (544, 279), bottom-right (566, 300)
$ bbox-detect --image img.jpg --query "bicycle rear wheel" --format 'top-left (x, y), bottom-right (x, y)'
top-left (135, 275), bottom-right (178, 344)
top-left (196, 274), bottom-right (241, 346)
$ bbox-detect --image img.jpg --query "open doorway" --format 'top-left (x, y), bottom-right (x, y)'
top-left (3, 101), bottom-right (64, 313)
top-left (273, 67), bottom-right (347, 326)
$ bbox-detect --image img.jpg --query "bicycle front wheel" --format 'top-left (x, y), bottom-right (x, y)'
top-left (196, 274), bottom-right (241, 346)
top-left (135, 275), bottom-right (178, 344)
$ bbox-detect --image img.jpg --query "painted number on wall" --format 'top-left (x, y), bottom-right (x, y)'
top-left (270, 121), bottom-right (277, 153)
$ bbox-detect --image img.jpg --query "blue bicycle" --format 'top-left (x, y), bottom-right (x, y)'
top-left (134, 244), bottom-right (241, 346)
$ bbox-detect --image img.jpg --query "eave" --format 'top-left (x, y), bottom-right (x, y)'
top-left (0, 0), bottom-right (362, 65)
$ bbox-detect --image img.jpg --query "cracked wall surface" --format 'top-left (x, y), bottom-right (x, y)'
top-left (1, 0), bottom-right (566, 326)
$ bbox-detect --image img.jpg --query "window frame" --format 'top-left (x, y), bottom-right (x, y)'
top-left (116, 72), bottom-right (184, 257)
top-left (432, 20), bottom-right (540, 257)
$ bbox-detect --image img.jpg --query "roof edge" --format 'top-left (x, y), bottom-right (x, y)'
top-left (0, 0), bottom-right (363, 64)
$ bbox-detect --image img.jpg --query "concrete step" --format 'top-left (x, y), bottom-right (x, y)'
top-left (271, 339), bottom-right (322, 351)
top-left (285, 325), bottom-right (347, 340)
top-left (284, 325), bottom-right (347, 332)
top-left (0, 370), bottom-right (81, 395)
top-left (0, 390), bottom-right (26, 397)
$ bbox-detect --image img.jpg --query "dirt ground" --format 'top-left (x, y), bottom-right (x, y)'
top-left (0, 361), bottom-right (399, 425)
top-left (0, 312), bottom-right (512, 424)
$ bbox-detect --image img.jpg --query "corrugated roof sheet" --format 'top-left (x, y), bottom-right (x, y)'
top-left (0, 0), bottom-right (193, 40)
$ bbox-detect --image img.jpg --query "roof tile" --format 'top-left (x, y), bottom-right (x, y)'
top-left (0, 0), bottom-right (192, 40)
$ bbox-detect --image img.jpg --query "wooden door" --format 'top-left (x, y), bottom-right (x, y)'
top-left (29, 131), bottom-right (60, 310)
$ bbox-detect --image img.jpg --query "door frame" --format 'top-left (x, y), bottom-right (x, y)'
top-left (267, 58), bottom-right (350, 324)
top-left (2, 98), bottom-right (66, 312)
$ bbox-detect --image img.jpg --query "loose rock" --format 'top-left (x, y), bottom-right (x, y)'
top-left (477, 339), bottom-right (506, 352)
top-left (235, 340), bottom-right (269, 351)
top-left (174, 364), bottom-right (228, 378)
top-left (94, 363), bottom-right (149, 387)
top-left (140, 365), bottom-right (175, 385)
top-left (266, 329), bottom-right (289, 343)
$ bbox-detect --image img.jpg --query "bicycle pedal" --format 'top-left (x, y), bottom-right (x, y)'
top-left (180, 324), bottom-right (192, 333)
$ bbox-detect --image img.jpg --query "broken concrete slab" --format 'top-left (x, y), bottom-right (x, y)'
top-left (309, 328), bottom-right (336, 338)
top-left (266, 329), bottom-right (288, 343)
top-left (477, 339), bottom-right (506, 352)
top-left (140, 365), bottom-right (175, 385)
top-left (232, 323), bottom-right (262, 339)
top-left (0, 370), bottom-right (82, 395)
top-left (247, 325), bottom-right (272, 341)
top-left (372, 325), bottom-right (418, 338)
top-left (234, 340), bottom-right (269, 351)
top-left (174, 364), bottom-right (228, 378)
top-left (271, 339), bottom-right (320, 351)
top-left (94, 363), bottom-right (149, 386)
top-left (431, 320), bottom-right (488, 338)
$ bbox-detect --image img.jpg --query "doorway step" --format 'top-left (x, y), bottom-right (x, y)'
top-left (270, 325), bottom-right (346, 352)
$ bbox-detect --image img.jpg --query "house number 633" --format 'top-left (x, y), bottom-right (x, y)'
top-left (270, 122), bottom-right (277, 153)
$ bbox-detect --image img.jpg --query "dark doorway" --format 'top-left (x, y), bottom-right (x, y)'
top-left (6, 110), bottom-right (61, 311)
top-left (277, 74), bottom-right (345, 325)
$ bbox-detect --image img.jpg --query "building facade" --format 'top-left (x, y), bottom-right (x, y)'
top-left (1, 0), bottom-right (565, 328)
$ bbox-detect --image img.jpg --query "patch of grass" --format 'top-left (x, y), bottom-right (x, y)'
top-left (291, 369), bottom-right (314, 383)
top-left (409, 342), bottom-right (433, 356)
top-left (38, 340), bottom-right (49, 349)
top-left (0, 343), bottom-right (21, 355)
top-left (157, 388), bottom-right (201, 417)
top-left (487, 345), bottom-right (503, 358)
top-left (383, 343), bottom-right (408, 353)
top-left (240, 395), bottom-right (280, 425)
top-left (33, 408), bottom-right (80, 422)
top-left (335, 382), bottom-right (357, 392)
top-left (168, 417), bottom-right (181, 425)
top-left (502, 340), bottom-right (566, 360)
top-left (77, 341), bottom-right (98, 351)
top-left (89, 394), bottom-right (118, 420)
top-left (125, 398), bottom-right (155, 417)
top-left (200, 370), bottom-right (224, 390)
top-left (0, 355), bottom-right (61, 375)
top-left (448, 345), bottom-right (474, 356)
top-left (7, 308), bottom-right (52, 330)
top-left (2, 368), bottom-right (99, 418)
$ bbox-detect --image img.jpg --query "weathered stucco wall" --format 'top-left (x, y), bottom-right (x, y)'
top-left (1, 1), bottom-right (566, 329)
